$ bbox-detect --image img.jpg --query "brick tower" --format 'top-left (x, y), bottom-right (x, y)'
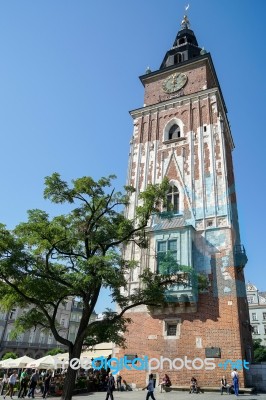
top-left (115, 15), bottom-right (252, 388)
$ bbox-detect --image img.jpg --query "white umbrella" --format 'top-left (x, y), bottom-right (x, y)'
top-left (4, 356), bottom-right (35, 369)
top-left (0, 358), bottom-right (14, 368)
top-left (54, 352), bottom-right (69, 362)
top-left (26, 355), bottom-right (63, 369)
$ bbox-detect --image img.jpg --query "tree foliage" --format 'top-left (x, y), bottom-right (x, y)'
top-left (46, 348), bottom-right (66, 356)
top-left (2, 352), bottom-right (17, 360)
top-left (253, 339), bottom-right (266, 362)
top-left (0, 173), bottom-right (182, 399)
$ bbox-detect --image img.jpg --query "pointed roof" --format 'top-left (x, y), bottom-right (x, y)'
top-left (160, 15), bottom-right (202, 70)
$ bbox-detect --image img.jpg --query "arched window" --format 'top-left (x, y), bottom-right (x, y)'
top-left (164, 118), bottom-right (184, 142)
top-left (167, 185), bottom-right (179, 213)
top-left (169, 124), bottom-right (181, 140)
top-left (179, 38), bottom-right (186, 45)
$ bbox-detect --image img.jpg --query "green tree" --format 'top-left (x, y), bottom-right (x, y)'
top-left (2, 352), bottom-right (17, 360)
top-left (0, 173), bottom-right (190, 399)
top-left (46, 348), bottom-right (66, 356)
top-left (253, 339), bottom-right (266, 362)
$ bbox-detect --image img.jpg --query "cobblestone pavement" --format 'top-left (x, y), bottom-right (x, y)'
top-left (17, 389), bottom-right (266, 400)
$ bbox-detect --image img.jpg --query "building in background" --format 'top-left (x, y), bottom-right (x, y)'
top-left (0, 297), bottom-right (93, 359)
top-left (116, 13), bottom-right (252, 387)
top-left (246, 282), bottom-right (266, 345)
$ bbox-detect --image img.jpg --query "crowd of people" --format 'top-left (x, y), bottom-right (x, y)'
top-left (0, 367), bottom-right (241, 398)
top-left (0, 369), bottom-right (53, 399)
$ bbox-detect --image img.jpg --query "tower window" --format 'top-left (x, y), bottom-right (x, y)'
top-left (174, 53), bottom-right (182, 63)
top-left (169, 124), bottom-right (181, 140)
top-left (167, 324), bottom-right (177, 336)
top-left (167, 185), bottom-right (179, 213)
top-left (157, 239), bottom-right (178, 274)
top-left (179, 38), bottom-right (186, 45)
top-left (163, 319), bottom-right (181, 339)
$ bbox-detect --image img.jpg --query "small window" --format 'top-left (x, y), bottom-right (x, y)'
top-left (252, 325), bottom-right (259, 335)
top-left (252, 313), bottom-right (257, 321)
top-left (157, 239), bottom-right (178, 274)
top-left (203, 126), bottom-right (207, 132)
top-left (39, 332), bottom-right (45, 344)
top-left (247, 295), bottom-right (254, 304)
top-left (264, 326), bottom-right (266, 335)
top-left (163, 319), bottom-right (181, 339)
top-left (169, 124), bottom-right (181, 140)
top-left (167, 185), bottom-right (179, 213)
top-left (179, 38), bottom-right (185, 45)
top-left (263, 312), bottom-right (266, 320)
top-left (167, 324), bottom-right (177, 336)
top-left (174, 53), bottom-right (182, 63)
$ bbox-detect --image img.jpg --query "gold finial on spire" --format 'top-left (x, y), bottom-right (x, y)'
top-left (181, 4), bottom-right (190, 29)
top-left (181, 15), bottom-right (190, 29)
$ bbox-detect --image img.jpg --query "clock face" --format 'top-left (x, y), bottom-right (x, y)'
top-left (162, 72), bottom-right (187, 94)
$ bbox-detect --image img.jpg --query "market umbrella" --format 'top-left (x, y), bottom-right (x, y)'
top-left (54, 352), bottom-right (69, 362)
top-left (0, 358), bottom-right (14, 368)
top-left (26, 355), bottom-right (63, 369)
top-left (3, 355), bottom-right (35, 369)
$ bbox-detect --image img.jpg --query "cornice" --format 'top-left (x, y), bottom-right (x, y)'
top-left (129, 87), bottom-right (234, 150)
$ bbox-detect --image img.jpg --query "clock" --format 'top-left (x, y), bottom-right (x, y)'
top-left (162, 72), bottom-right (187, 94)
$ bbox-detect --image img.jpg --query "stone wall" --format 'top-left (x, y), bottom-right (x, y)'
top-left (245, 363), bottom-right (266, 392)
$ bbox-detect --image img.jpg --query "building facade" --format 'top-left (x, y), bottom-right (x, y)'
top-left (0, 297), bottom-right (86, 359)
top-left (246, 283), bottom-right (266, 345)
top-left (115, 15), bottom-right (252, 387)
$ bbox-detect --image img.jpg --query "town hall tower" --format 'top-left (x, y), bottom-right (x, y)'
top-left (115, 15), bottom-right (252, 387)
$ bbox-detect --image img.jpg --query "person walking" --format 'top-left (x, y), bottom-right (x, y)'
top-left (42, 370), bottom-right (52, 399)
top-left (142, 373), bottom-right (156, 400)
top-left (4, 370), bottom-right (18, 399)
top-left (231, 368), bottom-right (239, 396)
top-left (0, 373), bottom-right (8, 396)
top-left (28, 369), bottom-right (40, 398)
top-left (105, 372), bottom-right (115, 400)
top-left (18, 369), bottom-right (29, 398)
top-left (116, 374), bottom-right (122, 391)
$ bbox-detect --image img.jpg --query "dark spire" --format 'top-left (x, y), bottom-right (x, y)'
top-left (160, 15), bottom-right (202, 70)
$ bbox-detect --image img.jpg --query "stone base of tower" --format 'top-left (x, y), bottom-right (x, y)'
top-left (115, 292), bottom-right (251, 388)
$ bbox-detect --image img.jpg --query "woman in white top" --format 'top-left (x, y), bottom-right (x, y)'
top-left (4, 371), bottom-right (18, 399)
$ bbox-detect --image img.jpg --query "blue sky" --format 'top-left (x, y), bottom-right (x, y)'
top-left (0, 0), bottom-right (265, 312)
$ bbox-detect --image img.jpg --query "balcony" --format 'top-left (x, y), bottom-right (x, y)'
top-left (0, 340), bottom-right (67, 350)
top-left (149, 271), bottom-right (198, 315)
top-left (234, 244), bottom-right (248, 269)
top-left (164, 272), bottom-right (198, 304)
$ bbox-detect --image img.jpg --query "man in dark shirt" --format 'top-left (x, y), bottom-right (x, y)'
top-left (42, 370), bottom-right (52, 399)
top-left (105, 372), bottom-right (115, 400)
top-left (28, 370), bottom-right (39, 398)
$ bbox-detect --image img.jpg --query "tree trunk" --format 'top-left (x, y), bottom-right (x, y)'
top-left (60, 344), bottom-right (84, 400)
top-left (61, 364), bottom-right (78, 400)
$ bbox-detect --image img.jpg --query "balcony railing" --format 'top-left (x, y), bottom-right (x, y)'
top-left (164, 271), bottom-right (198, 304)
top-left (0, 341), bottom-right (67, 350)
top-left (234, 244), bottom-right (248, 268)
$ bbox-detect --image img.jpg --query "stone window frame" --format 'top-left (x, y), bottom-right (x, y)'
top-left (163, 318), bottom-right (181, 339)
top-left (252, 312), bottom-right (258, 321)
top-left (165, 179), bottom-right (184, 215)
top-left (163, 118), bottom-right (184, 142)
